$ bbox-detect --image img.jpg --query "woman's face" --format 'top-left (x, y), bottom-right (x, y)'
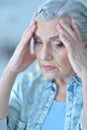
top-left (33, 18), bottom-right (75, 79)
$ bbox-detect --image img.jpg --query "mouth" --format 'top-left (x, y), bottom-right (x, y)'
top-left (41, 65), bottom-right (56, 71)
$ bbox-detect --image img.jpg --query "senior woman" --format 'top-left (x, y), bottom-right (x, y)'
top-left (0, 0), bottom-right (87, 129)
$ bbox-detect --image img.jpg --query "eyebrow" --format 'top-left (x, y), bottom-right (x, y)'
top-left (33, 35), bottom-right (59, 40)
top-left (49, 35), bottom-right (59, 41)
top-left (33, 35), bottom-right (41, 40)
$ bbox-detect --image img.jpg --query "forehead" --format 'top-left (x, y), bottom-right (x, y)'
top-left (35, 18), bottom-right (60, 39)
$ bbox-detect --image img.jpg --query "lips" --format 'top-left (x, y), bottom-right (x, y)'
top-left (41, 65), bottom-right (56, 71)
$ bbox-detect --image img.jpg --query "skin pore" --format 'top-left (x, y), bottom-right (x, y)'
top-left (33, 18), bottom-right (75, 102)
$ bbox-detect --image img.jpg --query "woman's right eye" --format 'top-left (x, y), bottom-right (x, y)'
top-left (34, 41), bottom-right (43, 46)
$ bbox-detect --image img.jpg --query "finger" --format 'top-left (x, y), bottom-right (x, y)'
top-left (59, 32), bottom-right (72, 49)
top-left (71, 19), bottom-right (82, 41)
top-left (28, 24), bottom-right (37, 37)
top-left (57, 20), bottom-right (81, 45)
top-left (59, 19), bottom-right (74, 37)
top-left (30, 20), bottom-right (36, 26)
top-left (23, 20), bottom-right (36, 34)
top-left (58, 19), bottom-right (80, 43)
top-left (57, 23), bottom-right (75, 47)
top-left (57, 25), bottom-right (75, 51)
top-left (29, 53), bottom-right (36, 61)
top-left (20, 24), bottom-right (37, 46)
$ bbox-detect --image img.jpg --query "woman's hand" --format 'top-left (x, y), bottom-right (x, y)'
top-left (57, 19), bottom-right (87, 79)
top-left (0, 21), bottom-right (37, 117)
top-left (7, 21), bottom-right (37, 74)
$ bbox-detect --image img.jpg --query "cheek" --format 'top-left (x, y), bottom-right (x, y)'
top-left (61, 57), bottom-right (71, 67)
top-left (34, 46), bottom-right (41, 59)
top-left (54, 49), bottom-right (71, 68)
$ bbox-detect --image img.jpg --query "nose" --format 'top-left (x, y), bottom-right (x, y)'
top-left (40, 45), bottom-right (52, 61)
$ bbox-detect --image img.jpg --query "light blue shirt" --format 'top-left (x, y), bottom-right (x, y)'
top-left (0, 61), bottom-right (85, 130)
top-left (41, 101), bottom-right (66, 130)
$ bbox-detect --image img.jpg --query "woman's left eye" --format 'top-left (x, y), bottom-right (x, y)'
top-left (52, 41), bottom-right (64, 48)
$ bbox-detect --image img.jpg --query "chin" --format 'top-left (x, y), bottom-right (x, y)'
top-left (42, 69), bottom-right (75, 80)
top-left (43, 73), bottom-right (56, 79)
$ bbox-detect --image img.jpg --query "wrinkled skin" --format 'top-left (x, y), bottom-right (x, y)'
top-left (57, 19), bottom-right (87, 79)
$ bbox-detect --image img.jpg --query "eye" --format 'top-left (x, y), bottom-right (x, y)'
top-left (51, 41), bottom-right (64, 48)
top-left (34, 40), bottom-right (43, 46)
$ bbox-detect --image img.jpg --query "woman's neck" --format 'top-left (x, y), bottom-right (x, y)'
top-left (54, 78), bottom-right (68, 102)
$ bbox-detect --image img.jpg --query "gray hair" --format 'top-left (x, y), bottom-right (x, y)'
top-left (33, 0), bottom-right (87, 42)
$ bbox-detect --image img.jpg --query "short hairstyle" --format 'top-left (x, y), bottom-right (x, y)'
top-left (33, 0), bottom-right (87, 42)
